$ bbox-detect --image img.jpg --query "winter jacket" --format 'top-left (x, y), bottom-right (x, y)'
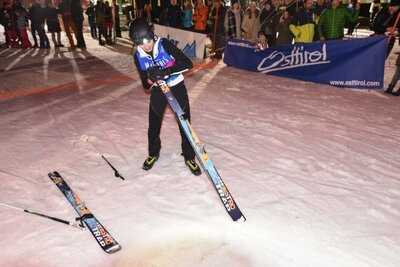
top-left (182, 8), bottom-right (193, 29)
top-left (317, 5), bottom-right (359, 40)
top-left (193, 5), bottom-right (208, 31)
top-left (225, 8), bottom-right (243, 38)
top-left (276, 20), bottom-right (293, 45)
top-left (242, 8), bottom-right (260, 43)
top-left (166, 5), bottom-right (183, 28)
top-left (289, 7), bottom-right (315, 43)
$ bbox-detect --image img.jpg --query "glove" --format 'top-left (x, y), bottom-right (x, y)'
top-left (147, 66), bottom-right (171, 82)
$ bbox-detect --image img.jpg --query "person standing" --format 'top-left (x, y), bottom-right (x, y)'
top-left (317, 0), bottom-right (360, 41)
top-left (276, 10), bottom-right (293, 45)
top-left (15, 7), bottom-right (32, 48)
top-left (210, 0), bottom-right (226, 58)
top-left (59, 0), bottom-right (76, 48)
top-left (289, 0), bottom-right (314, 43)
top-left (85, 1), bottom-right (97, 39)
top-left (70, 0), bottom-right (85, 48)
top-left (182, 0), bottom-right (194, 30)
top-left (166, 0), bottom-right (183, 28)
top-left (260, 0), bottom-right (277, 47)
top-left (129, 18), bottom-right (201, 175)
top-left (113, 0), bottom-right (121, 37)
top-left (193, 0), bottom-right (208, 33)
top-left (224, 0), bottom-right (243, 39)
top-left (104, 1), bottom-right (113, 44)
top-left (242, 1), bottom-right (261, 43)
top-left (29, 0), bottom-right (50, 48)
top-left (45, 1), bottom-right (64, 47)
top-left (95, 0), bottom-right (105, 45)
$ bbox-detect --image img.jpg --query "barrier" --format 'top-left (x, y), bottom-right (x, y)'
top-left (224, 36), bottom-right (386, 89)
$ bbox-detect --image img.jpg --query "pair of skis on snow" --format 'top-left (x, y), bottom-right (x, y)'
top-left (34, 74), bottom-right (245, 254)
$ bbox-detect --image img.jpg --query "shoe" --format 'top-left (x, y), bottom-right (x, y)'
top-left (391, 90), bottom-right (400, 96)
top-left (99, 41), bottom-right (106, 46)
top-left (386, 84), bottom-right (395, 94)
top-left (185, 159), bottom-right (202, 176)
top-left (142, 155), bottom-right (159, 171)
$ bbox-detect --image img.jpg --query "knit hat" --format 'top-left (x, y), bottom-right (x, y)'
top-left (390, 0), bottom-right (400, 6)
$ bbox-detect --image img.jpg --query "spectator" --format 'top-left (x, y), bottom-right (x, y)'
top-left (193, 0), bottom-right (208, 33)
top-left (1, 2), bottom-right (10, 47)
top-left (70, 0), bottom-right (85, 48)
top-left (143, 1), bottom-right (153, 22)
top-left (210, 0), bottom-right (226, 58)
top-left (346, 0), bottom-right (359, 35)
top-left (85, 1), bottom-right (97, 39)
top-left (318, 0), bottom-right (359, 41)
top-left (313, 0), bottom-right (327, 40)
top-left (206, 0), bottom-right (213, 32)
top-left (369, 0), bottom-right (381, 30)
top-left (104, 1), bottom-right (113, 44)
top-left (385, 54), bottom-right (400, 95)
top-left (2, 2), bottom-right (17, 48)
top-left (94, 0), bottom-right (105, 45)
top-left (29, 0), bottom-right (50, 48)
top-left (45, 1), bottom-right (64, 47)
top-left (166, 0), bottom-right (183, 28)
top-left (15, 7), bottom-right (31, 48)
top-left (371, 0), bottom-right (400, 57)
top-left (242, 1), bottom-right (261, 43)
top-left (59, 0), bottom-right (76, 48)
top-left (276, 10), bottom-right (293, 45)
top-left (182, 0), bottom-right (194, 30)
top-left (289, 0), bottom-right (314, 43)
top-left (114, 0), bottom-right (121, 37)
top-left (256, 30), bottom-right (268, 50)
top-left (224, 0), bottom-right (243, 39)
top-left (260, 0), bottom-right (277, 47)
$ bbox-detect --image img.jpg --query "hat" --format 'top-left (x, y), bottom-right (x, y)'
top-left (231, 0), bottom-right (239, 4)
top-left (390, 0), bottom-right (400, 6)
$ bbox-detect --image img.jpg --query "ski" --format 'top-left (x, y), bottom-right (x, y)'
top-left (156, 78), bottom-right (246, 222)
top-left (48, 171), bottom-right (121, 253)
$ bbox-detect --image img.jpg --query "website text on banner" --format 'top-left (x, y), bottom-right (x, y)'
top-left (223, 36), bottom-right (386, 89)
top-left (154, 24), bottom-right (207, 59)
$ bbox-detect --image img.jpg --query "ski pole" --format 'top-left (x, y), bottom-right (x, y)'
top-left (80, 134), bottom-right (125, 180)
top-left (0, 202), bottom-right (85, 230)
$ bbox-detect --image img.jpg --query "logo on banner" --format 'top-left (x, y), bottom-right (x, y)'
top-left (257, 44), bottom-right (330, 73)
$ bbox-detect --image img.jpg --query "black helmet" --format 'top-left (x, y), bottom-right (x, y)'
top-left (129, 18), bottom-right (154, 45)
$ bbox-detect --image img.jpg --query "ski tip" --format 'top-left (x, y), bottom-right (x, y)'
top-left (105, 244), bottom-right (122, 254)
top-left (48, 171), bottom-right (60, 178)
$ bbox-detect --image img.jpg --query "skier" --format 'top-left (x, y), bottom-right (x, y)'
top-left (129, 18), bottom-right (201, 176)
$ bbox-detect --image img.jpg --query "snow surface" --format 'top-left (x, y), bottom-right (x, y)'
top-left (1, 33), bottom-right (400, 267)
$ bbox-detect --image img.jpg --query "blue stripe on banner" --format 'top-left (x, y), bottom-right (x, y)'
top-left (223, 36), bottom-right (386, 89)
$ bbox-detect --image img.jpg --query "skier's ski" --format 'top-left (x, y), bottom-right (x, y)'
top-left (156, 77), bottom-right (246, 222)
top-left (48, 171), bottom-right (121, 253)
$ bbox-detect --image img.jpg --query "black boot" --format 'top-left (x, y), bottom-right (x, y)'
top-left (143, 155), bottom-right (159, 171)
top-left (185, 159), bottom-right (202, 176)
top-left (386, 83), bottom-right (395, 94)
top-left (392, 89), bottom-right (400, 96)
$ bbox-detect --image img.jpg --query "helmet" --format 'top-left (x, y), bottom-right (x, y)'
top-left (129, 18), bottom-right (154, 45)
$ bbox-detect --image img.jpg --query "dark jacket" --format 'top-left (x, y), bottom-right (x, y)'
top-left (166, 4), bottom-right (183, 28)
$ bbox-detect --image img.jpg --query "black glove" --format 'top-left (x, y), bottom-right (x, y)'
top-left (147, 66), bottom-right (171, 82)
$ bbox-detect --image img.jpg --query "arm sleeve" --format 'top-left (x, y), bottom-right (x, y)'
top-left (317, 11), bottom-right (325, 38)
top-left (134, 54), bottom-right (152, 89)
top-left (161, 38), bottom-right (193, 74)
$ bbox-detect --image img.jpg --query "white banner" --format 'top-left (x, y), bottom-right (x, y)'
top-left (154, 24), bottom-right (207, 59)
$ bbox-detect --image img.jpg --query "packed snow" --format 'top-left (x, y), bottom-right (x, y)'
top-left (0, 33), bottom-right (399, 267)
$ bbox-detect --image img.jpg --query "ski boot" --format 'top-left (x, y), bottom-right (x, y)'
top-left (185, 159), bottom-right (202, 176)
top-left (142, 155), bottom-right (159, 171)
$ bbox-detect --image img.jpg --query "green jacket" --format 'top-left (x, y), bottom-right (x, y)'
top-left (317, 6), bottom-right (359, 40)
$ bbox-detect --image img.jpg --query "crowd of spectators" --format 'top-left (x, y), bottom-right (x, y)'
top-left (132, 0), bottom-right (364, 58)
top-left (0, 0), bottom-right (122, 49)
